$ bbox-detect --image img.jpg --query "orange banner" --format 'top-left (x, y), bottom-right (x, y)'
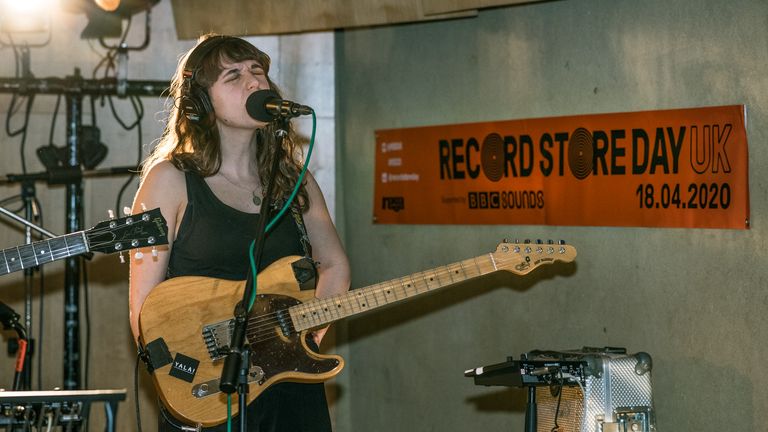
top-left (373, 105), bottom-right (750, 229)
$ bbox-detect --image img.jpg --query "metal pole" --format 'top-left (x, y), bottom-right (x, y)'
top-left (63, 69), bottom-right (83, 390)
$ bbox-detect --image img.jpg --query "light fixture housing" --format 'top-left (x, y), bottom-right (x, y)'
top-left (64, 0), bottom-right (159, 39)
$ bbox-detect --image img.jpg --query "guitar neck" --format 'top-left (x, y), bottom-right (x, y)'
top-left (290, 253), bottom-right (499, 331)
top-left (0, 232), bottom-right (88, 276)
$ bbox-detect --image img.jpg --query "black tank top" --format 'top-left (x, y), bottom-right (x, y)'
top-left (167, 171), bottom-right (306, 280)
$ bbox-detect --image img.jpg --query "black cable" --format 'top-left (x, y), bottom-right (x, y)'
top-left (135, 354), bottom-right (143, 432)
top-left (107, 93), bottom-right (144, 130)
top-left (49, 94), bottom-right (62, 146)
top-left (550, 372), bottom-right (564, 432)
top-left (17, 95), bottom-right (35, 174)
top-left (33, 196), bottom-right (44, 391)
top-left (115, 96), bottom-right (144, 212)
top-left (4, 40), bottom-right (36, 176)
top-left (0, 195), bottom-right (22, 206)
top-left (90, 94), bottom-right (97, 126)
top-left (82, 233), bottom-right (91, 391)
top-left (37, 264), bottom-right (44, 391)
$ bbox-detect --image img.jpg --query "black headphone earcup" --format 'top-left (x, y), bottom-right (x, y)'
top-left (181, 83), bottom-right (213, 123)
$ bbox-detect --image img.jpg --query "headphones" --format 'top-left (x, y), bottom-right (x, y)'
top-left (179, 35), bottom-right (231, 123)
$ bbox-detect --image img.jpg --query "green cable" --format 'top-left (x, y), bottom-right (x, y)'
top-left (246, 112), bottom-right (316, 311)
top-left (227, 394), bottom-right (232, 432)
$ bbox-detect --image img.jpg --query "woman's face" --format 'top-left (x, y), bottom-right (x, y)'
top-left (208, 58), bottom-right (271, 130)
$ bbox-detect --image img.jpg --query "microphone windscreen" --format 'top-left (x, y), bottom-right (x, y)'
top-left (246, 89), bottom-right (280, 122)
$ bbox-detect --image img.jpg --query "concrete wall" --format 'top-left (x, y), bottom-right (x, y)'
top-left (0, 2), bottom-right (335, 430)
top-left (336, 0), bottom-right (767, 431)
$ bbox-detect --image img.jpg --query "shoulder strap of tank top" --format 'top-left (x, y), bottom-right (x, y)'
top-left (183, 170), bottom-right (205, 202)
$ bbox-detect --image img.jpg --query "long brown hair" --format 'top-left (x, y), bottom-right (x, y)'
top-left (142, 34), bottom-right (309, 210)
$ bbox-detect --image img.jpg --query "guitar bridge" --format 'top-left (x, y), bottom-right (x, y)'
top-left (202, 295), bottom-right (296, 361)
top-left (202, 320), bottom-right (234, 361)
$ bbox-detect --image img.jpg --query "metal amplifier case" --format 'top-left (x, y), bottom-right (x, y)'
top-left (533, 348), bottom-right (656, 432)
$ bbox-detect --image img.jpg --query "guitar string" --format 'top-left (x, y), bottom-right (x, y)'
top-left (242, 248), bottom-right (574, 340)
top-left (237, 256), bottom-right (509, 334)
top-left (240, 259), bottom-right (507, 338)
top-left (238, 257), bottom-right (512, 346)
top-left (0, 223), bottom-right (163, 271)
top-left (241, 274), bottom-right (459, 331)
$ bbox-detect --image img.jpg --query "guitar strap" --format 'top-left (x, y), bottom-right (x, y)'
top-left (289, 203), bottom-right (313, 258)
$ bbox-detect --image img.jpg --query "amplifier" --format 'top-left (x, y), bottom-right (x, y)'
top-left (466, 347), bottom-right (657, 432)
top-left (530, 348), bottom-right (656, 432)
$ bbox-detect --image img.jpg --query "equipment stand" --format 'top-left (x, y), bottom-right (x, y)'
top-left (525, 385), bottom-right (537, 432)
top-left (21, 180), bottom-right (36, 390)
top-left (0, 71), bottom-right (167, 392)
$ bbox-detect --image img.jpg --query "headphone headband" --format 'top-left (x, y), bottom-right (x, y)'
top-left (180, 35), bottom-right (232, 123)
top-left (183, 35), bottom-right (231, 84)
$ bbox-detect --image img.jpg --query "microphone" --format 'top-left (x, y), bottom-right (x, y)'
top-left (246, 89), bottom-right (313, 122)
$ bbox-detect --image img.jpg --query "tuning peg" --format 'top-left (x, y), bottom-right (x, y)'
top-left (134, 251), bottom-right (144, 260)
top-left (123, 206), bottom-right (132, 216)
top-left (108, 209), bottom-right (116, 219)
top-left (151, 247), bottom-right (158, 258)
top-left (118, 251), bottom-right (125, 264)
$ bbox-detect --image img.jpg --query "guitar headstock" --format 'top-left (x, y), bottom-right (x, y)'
top-left (492, 239), bottom-right (577, 275)
top-left (85, 208), bottom-right (169, 255)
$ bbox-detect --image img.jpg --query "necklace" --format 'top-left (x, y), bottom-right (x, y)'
top-left (218, 172), bottom-right (262, 206)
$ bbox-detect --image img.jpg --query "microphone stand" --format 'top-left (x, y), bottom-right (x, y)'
top-left (219, 117), bottom-right (289, 432)
top-left (20, 180), bottom-right (37, 390)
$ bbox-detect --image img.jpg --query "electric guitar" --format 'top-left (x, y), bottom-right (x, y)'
top-left (0, 208), bottom-right (168, 276)
top-left (138, 240), bottom-right (577, 427)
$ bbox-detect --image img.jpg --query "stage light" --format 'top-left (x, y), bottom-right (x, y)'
top-left (0, 0), bottom-right (52, 33)
top-left (94, 0), bottom-right (120, 12)
top-left (74, 0), bottom-right (159, 39)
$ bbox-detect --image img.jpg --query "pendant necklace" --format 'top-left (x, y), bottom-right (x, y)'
top-left (251, 193), bottom-right (262, 206)
top-left (219, 173), bottom-right (262, 207)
